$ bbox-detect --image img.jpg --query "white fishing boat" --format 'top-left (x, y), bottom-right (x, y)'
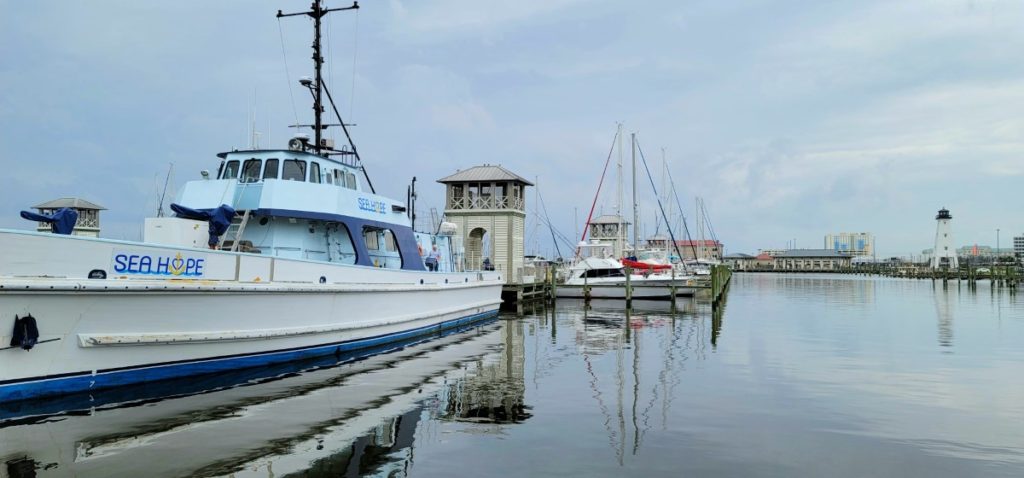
top-left (556, 243), bottom-right (698, 299)
top-left (0, 1), bottom-right (502, 402)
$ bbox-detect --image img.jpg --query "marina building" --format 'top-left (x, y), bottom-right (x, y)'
top-left (772, 249), bottom-right (852, 271)
top-left (675, 239), bottom-right (723, 261)
top-left (588, 214), bottom-right (631, 259)
top-left (439, 164), bottom-right (532, 279)
top-left (758, 248), bottom-right (788, 257)
top-left (824, 232), bottom-right (874, 257)
top-left (31, 197), bottom-right (105, 237)
top-left (723, 253), bottom-right (754, 270)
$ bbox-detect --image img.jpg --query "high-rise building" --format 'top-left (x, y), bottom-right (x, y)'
top-left (931, 208), bottom-right (958, 269)
top-left (1014, 234), bottom-right (1024, 259)
top-left (824, 232), bottom-right (874, 257)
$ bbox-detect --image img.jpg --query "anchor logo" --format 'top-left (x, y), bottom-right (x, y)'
top-left (169, 253), bottom-right (186, 276)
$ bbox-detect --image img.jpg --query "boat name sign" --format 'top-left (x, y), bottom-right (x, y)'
top-left (358, 197), bottom-right (388, 215)
top-left (112, 250), bottom-right (208, 277)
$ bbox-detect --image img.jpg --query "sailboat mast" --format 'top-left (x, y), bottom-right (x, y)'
top-left (631, 132), bottom-right (638, 256)
top-left (616, 123), bottom-right (624, 258)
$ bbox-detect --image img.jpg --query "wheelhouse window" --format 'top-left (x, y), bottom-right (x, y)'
top-left (309, 162), bottom-right (321, 184)
top-left (282, 159), bottom-right (306, 181)
top-left (263, 159), bottom-right (279, 179)
top-left (240, 159), bottom-right (262, 183)
top-left (346, 172), bottom-right (357, 190)
top-left (221, 160), bottom-right (240, 180)
top-left (325, 169), bottom-right (334, 185)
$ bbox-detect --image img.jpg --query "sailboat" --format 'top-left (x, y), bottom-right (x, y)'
top-left (0, 1), bottom-right (503, 402)
top-left (558, 128), bottom-right (698, 299)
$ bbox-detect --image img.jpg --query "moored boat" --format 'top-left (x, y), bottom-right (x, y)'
top-left (0, 1), bottom-right (502, 402)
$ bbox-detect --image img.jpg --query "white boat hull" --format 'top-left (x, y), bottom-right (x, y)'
top-left (556, 284), bottom-right (672, 299)
top-left (0, 230), bottom-right (503, 401)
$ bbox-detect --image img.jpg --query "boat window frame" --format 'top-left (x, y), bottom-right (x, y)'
top-left (240, 158), bottom-right (262, 183)
top-left (328, 221), bottom-right (358, 264)
top-left (346, 171), bottom-right (357, 190)
top-left (282, 159), bottom-right (307, 182)
top-left (263, 158), bottom-right (280, 180)
top-left (309, 161), bottom-right (321, 184)
top-left (362, 226), bottom-right (403, 269)
top-left (221, 160), bottom-right (240, 180)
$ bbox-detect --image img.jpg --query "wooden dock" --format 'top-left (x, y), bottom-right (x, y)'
top-left (732, 265), bottom-right (1020, 289)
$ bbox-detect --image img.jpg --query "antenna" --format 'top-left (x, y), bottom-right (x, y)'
top-left (156, 163), bottom-right (174, 218)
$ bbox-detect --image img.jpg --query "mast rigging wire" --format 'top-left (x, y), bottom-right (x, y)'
top-left (277, 19), bottom-right (301, 130)
top-left (664, 164), bottom-right (699, 260)
top-left (349, 7), bottom-right (360, 121)
top-left (634, 138), bottom-right (687, 267)
top-left (536, 185), bottom-right (564, 260)
top-left (578, 128), bottom-right (620, 256)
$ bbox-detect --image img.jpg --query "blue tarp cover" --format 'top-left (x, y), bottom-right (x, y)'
top-left (170, 203), bottom-right (236, 247)
top-left (20, 207), bottom-right (78, 235)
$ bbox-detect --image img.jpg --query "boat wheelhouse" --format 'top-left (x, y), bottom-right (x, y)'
top-left (154, 148), bottom-right (421, 271)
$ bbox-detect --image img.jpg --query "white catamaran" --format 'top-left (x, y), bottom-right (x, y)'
top-left (0, 1), bottom-right (503, 402)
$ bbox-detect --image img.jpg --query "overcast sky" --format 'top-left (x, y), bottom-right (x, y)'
top-left (2, 0), bottom-right (1023, 257)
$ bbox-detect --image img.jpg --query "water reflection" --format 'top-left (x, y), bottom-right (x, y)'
top-left (934, 285), bottom-right (955, 349)
top-left (0, 322), bottom-right (512, 477)
top-left (15, 277), bottom-right (1020, 477)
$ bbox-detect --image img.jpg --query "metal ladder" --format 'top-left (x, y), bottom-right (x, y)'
top-left (223, 210), bottom-right (251, 252)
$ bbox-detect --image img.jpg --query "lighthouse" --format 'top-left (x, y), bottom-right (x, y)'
top-left (931, 208), bottom-right (958, 269)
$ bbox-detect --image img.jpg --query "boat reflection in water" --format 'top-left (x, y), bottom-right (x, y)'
top-left (0, 318), bottom-right (530, 477)
top-left (1, 300), bottom-right (720, 477)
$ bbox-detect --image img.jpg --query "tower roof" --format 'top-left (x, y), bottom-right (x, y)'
top-left (590, 214), bottom-right (630, 225)
top-left (936, 208), bottom-right (952, 220)
top-left (33, 197), bottom-right (106, 210)
top-left (437, 164), bottom-right (533, 185)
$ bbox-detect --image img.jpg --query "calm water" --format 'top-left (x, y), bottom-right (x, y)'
top-left (3, 274), bottom-right (1024, 477)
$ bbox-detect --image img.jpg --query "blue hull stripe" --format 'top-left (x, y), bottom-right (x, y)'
top-left (0, 309), bottom-right (499, 402)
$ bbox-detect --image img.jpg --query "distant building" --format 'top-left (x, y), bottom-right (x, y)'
top-left (824, 232), bottom-right (874, 257)
top-left (773, 249), bottom-right (852, 271)
top-left (956, 245), bottom-right (1013, 258)
top-left (723, 252), bottom-right (774, 271)
top-left (758, 248), bottom-right (788, 257)
top-left (723, 253), bottom-right (754, 270)
top-left (32, 197), bottom-right (105, 237)
top-left (675, 240), bottom-right (723, 261)
top-left (588, 214), bottom-right (631, 259)
top-left (1015, 235), bottom-right (1024, 259)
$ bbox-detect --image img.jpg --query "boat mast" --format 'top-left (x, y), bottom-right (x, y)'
top-left (277, 1), bottom-right (359, 155)
top-left (615, 123), bottom-right (624, 258)
top-left (631, 132), bottom-right (638, 257)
